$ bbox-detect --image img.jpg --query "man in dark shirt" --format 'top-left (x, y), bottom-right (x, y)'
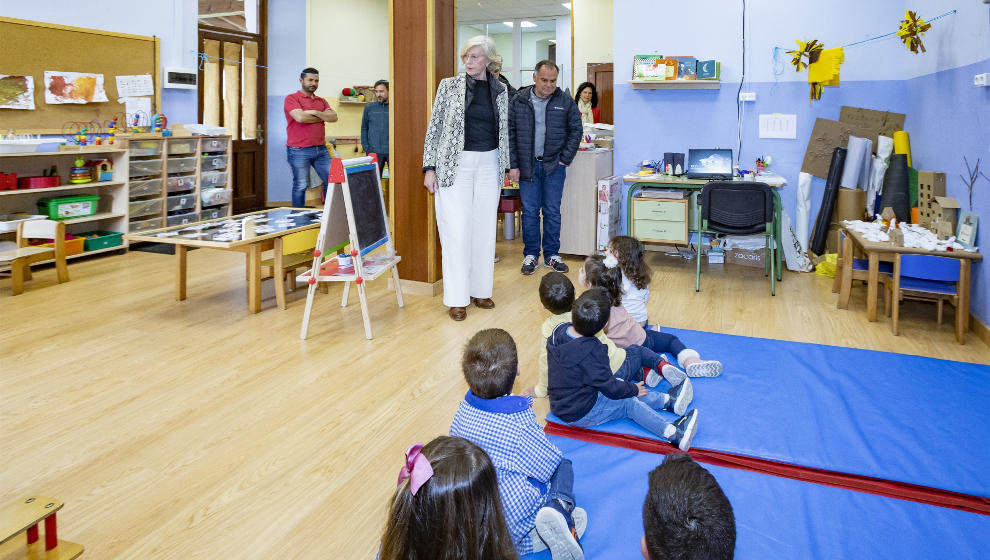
top-left (508, 60), bottom-right (583, 275)
top-left (361, 79), bottom-right (389, 173)
top-left (284, 67), bottom-right (337, 207)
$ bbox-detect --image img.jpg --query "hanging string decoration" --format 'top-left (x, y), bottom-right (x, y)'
top-left (897, 11), bottom-right (932, 54)
top-left (786, 39), bottom-right (823, 72)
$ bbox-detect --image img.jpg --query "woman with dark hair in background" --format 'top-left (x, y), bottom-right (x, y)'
top-left (574, 82), bottom-right (600, 124)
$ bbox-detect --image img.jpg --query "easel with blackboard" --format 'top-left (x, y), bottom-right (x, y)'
top-left (299, 155), bottom-right (403, 340)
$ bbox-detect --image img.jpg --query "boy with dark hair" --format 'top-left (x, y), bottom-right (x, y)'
top-left (642, 454), bottom-right (736, 560)
top-left (547, 288), bottom-right (699, 450)
top-left (451, 328), bottom-right (588, 559)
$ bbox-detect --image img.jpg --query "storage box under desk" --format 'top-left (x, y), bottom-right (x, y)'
top-left (631, 197), bottom-right (688, 244)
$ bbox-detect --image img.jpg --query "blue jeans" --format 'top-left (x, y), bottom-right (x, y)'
top-left (287, 145), bottom-right (331, 207)
top-left (520, 159), bottom-right (566, 258)
top-left (570, 391), bottom-right (673, 439)
top-left (546, 458), bottom-right (575, 510)
top-left (643, 328), bottom-right (686, 358)
top-left (615, 344), bottom-right (662, 383)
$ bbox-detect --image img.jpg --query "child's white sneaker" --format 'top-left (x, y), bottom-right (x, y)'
top-left (535, 503), bottom-right (584, 560)
top-left (686, 360), bottom-right (723, 378)
top-left (670, 409), bottom-right (700, 451)
top-left (661, 378), bottom-right (693, 416)
top-left (531, 507), bottom-right (587, 553)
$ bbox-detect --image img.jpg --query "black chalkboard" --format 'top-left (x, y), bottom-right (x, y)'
top-left (345, 166), bottom-right (388, 252)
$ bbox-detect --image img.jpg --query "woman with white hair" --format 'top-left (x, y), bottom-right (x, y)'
top-left (423, 35), bottom-right (510, 321)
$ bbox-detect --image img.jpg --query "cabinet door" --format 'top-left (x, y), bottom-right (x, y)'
top-left (558, 151), bottom-right (612, 256)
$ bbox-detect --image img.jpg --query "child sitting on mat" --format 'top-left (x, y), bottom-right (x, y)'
top-left (451, 328), bottom-right (588, 559)
top-left (581, 253), bottom-right (722, 379)
top-left (641, 453), bottom-right (736, 560)
top-left (379, 436), bottom-right (518, 560)
top-left (534, 271), bottom-right (628, 398)
top-left (547, 288), bottom-right (699, 451)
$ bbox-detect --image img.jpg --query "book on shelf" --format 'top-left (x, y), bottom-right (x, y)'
top-left (674, 57), bottom-right (697, 80)
top-left (697, 60), bottom-right (720, 80)
top-left (632, 54), bottom-right (665, 80)
top-left (664, 58), bottom-right (679, 80)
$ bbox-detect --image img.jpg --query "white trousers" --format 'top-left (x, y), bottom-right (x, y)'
top-left (435, 149), bottom-right (500, 307)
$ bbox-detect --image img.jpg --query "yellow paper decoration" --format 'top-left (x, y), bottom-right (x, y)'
top-left (806, 47), bottom-right (844, 102)
top-left (897, 10), bottom-right (931, 54)
top-left (786, 39), bottom-right (823, 72)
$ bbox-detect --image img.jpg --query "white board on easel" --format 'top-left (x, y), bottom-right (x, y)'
top-left (298, 155), bottom-right (403, 340)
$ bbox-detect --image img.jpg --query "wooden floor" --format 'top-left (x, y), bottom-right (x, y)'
top-left (1, 239), bottom-right (987, 559)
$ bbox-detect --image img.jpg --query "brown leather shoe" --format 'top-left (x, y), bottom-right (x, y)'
top-left (448, 306), bottom-right (467, 321)
top-left (471, 297), bottom-right (495, 309)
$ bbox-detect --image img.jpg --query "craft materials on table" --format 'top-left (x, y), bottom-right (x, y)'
top-left (843, 219), bottom-right (970, 252)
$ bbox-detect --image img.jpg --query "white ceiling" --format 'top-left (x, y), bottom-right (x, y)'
top-left (457, 0), bottom-right (569, 23)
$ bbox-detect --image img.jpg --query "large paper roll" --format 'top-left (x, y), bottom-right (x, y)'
top-left (879, 154), bottom-right (911, 222)
top-left (893, 130), bottom-right (911, 167)
top-left (810, 147), bottom-right (846, 255)
top-left (796, 172), bottom-right (812, 252)
top-left (840, 136), bottom-right (872, 189)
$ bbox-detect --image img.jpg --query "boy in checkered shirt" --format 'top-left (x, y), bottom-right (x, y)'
top-left (450, 328), bottom-right (587, 560)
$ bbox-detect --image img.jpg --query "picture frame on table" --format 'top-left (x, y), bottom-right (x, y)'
top-left (956, 211), bottom-right (978, 250)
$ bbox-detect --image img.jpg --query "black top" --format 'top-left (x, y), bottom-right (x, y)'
top-left (463, 75), bottom-right (499, 152)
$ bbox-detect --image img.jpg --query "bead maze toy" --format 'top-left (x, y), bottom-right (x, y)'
top-left (298, 154), bottom-right (403, 340)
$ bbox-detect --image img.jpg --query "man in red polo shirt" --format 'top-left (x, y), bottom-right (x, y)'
top-left (284, 67), bottom-right (338, 207)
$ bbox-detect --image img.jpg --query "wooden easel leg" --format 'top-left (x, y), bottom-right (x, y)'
top-left (391, 267), bottom-right (404, 307)
top-left (341, 281), bottom-right (350, 307)
top-left (300, 282), bottom-right (319, 339)
top-left (175, 245), bottom-right (187, 301)
top-left (356, 281), bottom-right (373, 339)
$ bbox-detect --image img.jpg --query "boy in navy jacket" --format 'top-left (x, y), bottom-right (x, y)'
top-left (547, 288), bottom-right (699, 451)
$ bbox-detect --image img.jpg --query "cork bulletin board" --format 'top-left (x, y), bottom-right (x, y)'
top-left (0, 16), bottom-right (161, 134)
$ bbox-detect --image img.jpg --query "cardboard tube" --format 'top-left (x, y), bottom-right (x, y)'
top-left (893, 131), bottom-right (911, 167)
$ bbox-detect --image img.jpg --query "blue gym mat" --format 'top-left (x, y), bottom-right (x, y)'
top-left (546, 328), bottom-right (990, 497)
top-left (522, 437), bottom-right (990, 560)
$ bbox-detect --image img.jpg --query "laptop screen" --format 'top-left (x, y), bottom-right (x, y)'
top-left (687, 149), bottom-right (733, 179)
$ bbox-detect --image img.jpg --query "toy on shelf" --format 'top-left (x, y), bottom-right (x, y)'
top-left (86, 159), bottom-right (113, 181)
top-left (105, 116), bottom-right (118, 145)
top-left (69, 156), bottom-right (92, 184)
top-left (151, 112), bottom-right (168, 135)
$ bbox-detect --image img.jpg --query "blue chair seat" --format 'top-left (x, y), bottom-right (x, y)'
top-left (897, 276), bottom-right (957, 294)
top-left (851, 258), bottom-right (892, 273)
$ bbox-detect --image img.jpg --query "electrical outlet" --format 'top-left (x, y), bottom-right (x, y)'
top-left (739, 92), bottom-right (757, 102)
top-left (975, 73), bottom-right (990, 87)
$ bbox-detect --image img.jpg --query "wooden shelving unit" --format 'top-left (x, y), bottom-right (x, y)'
top-left (628, 79), bottom-right (721, 90)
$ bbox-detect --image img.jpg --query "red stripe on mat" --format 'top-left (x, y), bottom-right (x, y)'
top-left (544, 421), bottom-right (990, 516)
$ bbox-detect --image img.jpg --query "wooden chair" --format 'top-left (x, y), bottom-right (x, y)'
top-left (0, 496), bottom-right (84, 559)
top-left (834, 229), bottom-right (890, 309)
top-left (261, 229), bottom-right (321, 310)
top-left (885, 254), bottom-right (963, 341)
top-left (0, 220), bottom-right (70, 296)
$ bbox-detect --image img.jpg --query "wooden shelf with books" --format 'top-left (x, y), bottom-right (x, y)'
top-left (629, 80), bottom-right (721, 90)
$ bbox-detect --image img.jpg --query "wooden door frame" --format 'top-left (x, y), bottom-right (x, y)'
top-left (587, 62), bottom-right (613, 124)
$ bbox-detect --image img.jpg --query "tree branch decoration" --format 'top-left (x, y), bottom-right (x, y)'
top-left (960, 156), bottom-right (989, 212)
top-left (897, 11), bottom-right (932, 54)
top-left (786, 40), bottom-right (823, 72)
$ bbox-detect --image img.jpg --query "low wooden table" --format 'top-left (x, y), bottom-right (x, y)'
top-left (839, 227), bottom-right (983, 341)
top-left (126, 208), bottom-right (323, 313)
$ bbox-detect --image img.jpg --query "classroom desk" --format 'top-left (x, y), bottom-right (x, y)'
top-left (126, 208), bottom-right (323, 313)
top-left (839, 227), bottom-right (983, 340)
top-left (623, 174), bottom-right (786, 278)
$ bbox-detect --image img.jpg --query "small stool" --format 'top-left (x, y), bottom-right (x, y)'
top-left (498, 195), bottom-right (522, 240)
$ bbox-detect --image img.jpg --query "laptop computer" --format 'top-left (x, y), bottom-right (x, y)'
top-left (686, 148), bottom-right (733, 180)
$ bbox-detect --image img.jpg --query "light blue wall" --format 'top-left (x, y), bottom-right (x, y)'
top-left (613, 0), bottom-right (990, 324)
top-left (265, 0), bottom-right (307, 204)
top-left (0, 0), bottom-right (199, 124)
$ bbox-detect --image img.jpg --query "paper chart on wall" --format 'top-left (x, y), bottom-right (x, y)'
top-left (115, 74), bottom-right (154, 97)
top-left (0, 75), bottom-right (35, 110)
top-left (118, 96), bottom-right (152, 125)
top-left (44, 71), bottom-right (109, 104)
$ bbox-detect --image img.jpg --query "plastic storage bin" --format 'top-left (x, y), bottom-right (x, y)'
top-left (129, 158), bottom-right (162, 178)
top-left (129, 216), bottom-right (162, 232)
top-left (128, 140), bottom-right (162, 157)
top-left (129, 178), bottom-right (163, 198)
top-left (201, 154), bottom-right (227, 171)
top-left (166, 156), bottom-right (197, 174)
top-left (201, 188), bottom-right (232, 207)
top-left (200, 206), bottom-right (228, 221)
top-left (167, 140), bottom-right (196, 155)
top-left (0, 214), bottom-right (46, 233)
top-left (32, 235), bottom-right (85, 256)
top-left (166, 193), bottom-right (196, 212)
top-left (202, 137), bottom-right (227, 152)
top-left (129, 197), bottom-right (163, 218)
top-left (166, 210), bottom-right (198, 227)
top-left (78, 230), bottom-right (124, 251)
top-left (37, 195), bottom-right (99, 220)
top-left (166, 175), bottom-right (196, 193)
top-left (201, 170), bottom-right (226, 188)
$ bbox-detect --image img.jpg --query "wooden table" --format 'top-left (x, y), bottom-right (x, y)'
top-left (126, 208), bottom-right (323, 313)
top-left (839, 227), bottom-right (983, 340)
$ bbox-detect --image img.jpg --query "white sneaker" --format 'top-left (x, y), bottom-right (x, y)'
top-left (686, 360), bottom-right (723, 378)
top-left (531, 507), bottom-right (587, 553)
top-left (535, 505), bottom-right (584, 559)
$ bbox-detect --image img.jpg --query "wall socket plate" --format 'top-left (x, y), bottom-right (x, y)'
top-left (975, 73), bottom-right (990, 87)
top-left (739, 92), bottom-right (757, 102)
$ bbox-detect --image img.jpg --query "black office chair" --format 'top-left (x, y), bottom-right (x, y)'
top-left (695, 181), bottom-right (777, 295)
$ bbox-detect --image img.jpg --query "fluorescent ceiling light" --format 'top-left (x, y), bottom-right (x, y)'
top-left (520, 21), bottom-right (536, 27)
top-left (562, 2), bottom-right (571, 10)
top-left (503, 21), bottom-right (514, 27)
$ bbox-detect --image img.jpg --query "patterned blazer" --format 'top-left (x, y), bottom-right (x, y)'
top-left (422, 72), bottom-right (510, 189)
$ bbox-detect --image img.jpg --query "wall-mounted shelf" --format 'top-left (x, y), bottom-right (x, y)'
top-left (629, 80), bottom-right (721, 90)
top-left (337, 100), bottom-right (368, 105)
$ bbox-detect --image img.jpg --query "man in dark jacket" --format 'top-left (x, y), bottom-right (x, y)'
top-left (509, 60), bottom-right (583, 275)
top-left (360, 79), bottom-right (389, 172)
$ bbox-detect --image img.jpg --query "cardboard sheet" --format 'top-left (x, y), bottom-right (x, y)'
top-left (839, 106), bottom-right (906, 138)
top-left (801, 118), bottom-right (875, 179)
